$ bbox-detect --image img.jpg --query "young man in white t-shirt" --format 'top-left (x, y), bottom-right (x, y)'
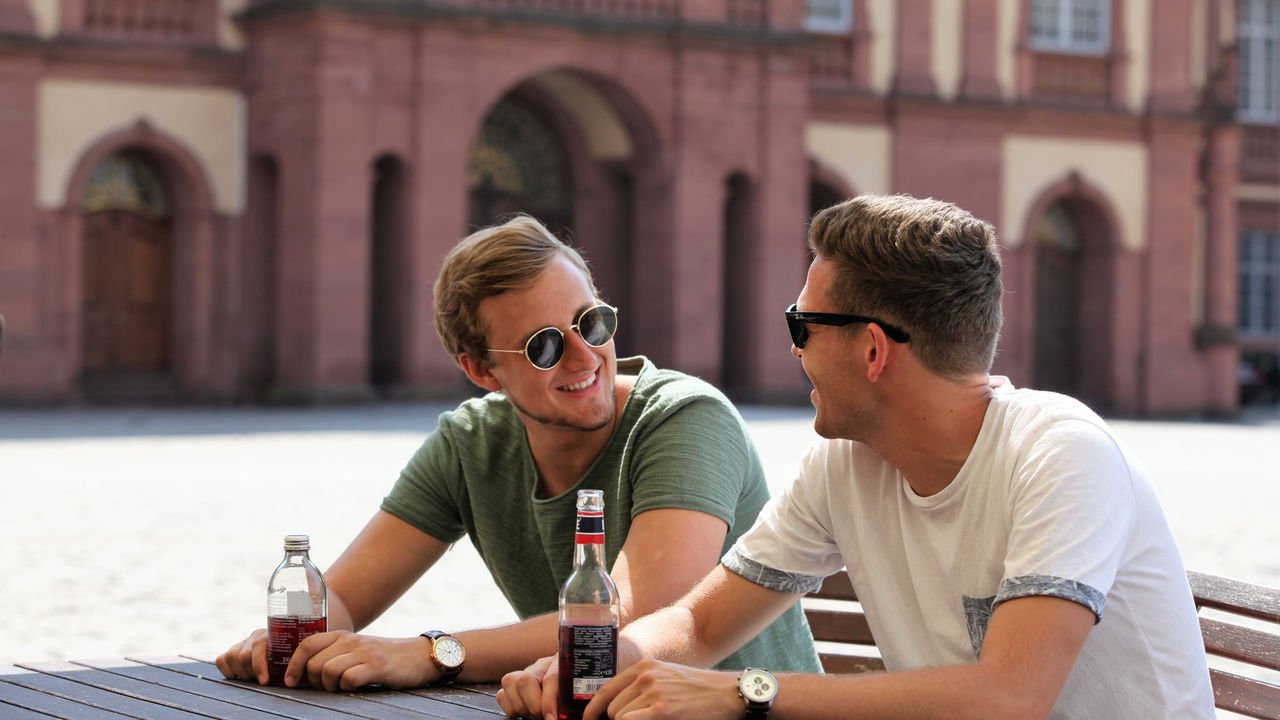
top-left (498, 194), bottom-right (1216, 719)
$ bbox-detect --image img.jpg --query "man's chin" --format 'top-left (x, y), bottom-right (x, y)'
top-left (510, 393), bottom-right (615, 433)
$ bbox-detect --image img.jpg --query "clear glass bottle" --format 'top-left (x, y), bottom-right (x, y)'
top-left (557, 490), bottom-right (620, 720)
top-left (266, 534), bottom-right (327, 686)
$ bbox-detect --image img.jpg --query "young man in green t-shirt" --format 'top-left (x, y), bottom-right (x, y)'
top-left (215, 215), bottom-right (818, 691)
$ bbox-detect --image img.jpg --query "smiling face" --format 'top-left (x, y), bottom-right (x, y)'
top-left (792, 256), bottom-right (874, 442)
top-left (473, 255), bottom-right (618, 434)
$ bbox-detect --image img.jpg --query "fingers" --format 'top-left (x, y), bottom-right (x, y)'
top-left (498, 655), bottom-right (556, 719)
top-left (284, 630), bottom-right (343, 687)
top-left (539, 656), bottom-right (559, 720)
top-left (290, 632), bottom-right (435, 692)
top-left (585, 660), bottom-right (739, 720)
top-left (214, 629), bottom-right (268, 684)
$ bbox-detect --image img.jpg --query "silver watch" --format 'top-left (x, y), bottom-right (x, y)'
top-left (738, 667), bottom-right (777, 719)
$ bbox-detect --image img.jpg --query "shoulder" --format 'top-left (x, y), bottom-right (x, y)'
top-left (421, 391), bottom-right (522, 452)
top-left (622, 355), bottom-right (738, 418)
top-left (983, 380), bottom-right (1145, 497)
top-left (987, 380), bottom-right (1116, 451)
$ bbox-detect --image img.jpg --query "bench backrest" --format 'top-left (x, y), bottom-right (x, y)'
top-left (804, 570), bottom-right (1280, 718)
top-left (1188, 570), bottom-right (1280, 719)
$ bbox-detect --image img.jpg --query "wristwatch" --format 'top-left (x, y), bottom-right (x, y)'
top-left (738, 667), bottom-right (777, 719)
top-left (420, 631), bottom-right (465, 684)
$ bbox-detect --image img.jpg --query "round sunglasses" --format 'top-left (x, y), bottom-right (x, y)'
top-left (487, 304), bottom-right (619, 370)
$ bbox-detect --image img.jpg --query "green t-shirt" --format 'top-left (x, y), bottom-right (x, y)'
top-left (381, 356), bottom-right (820, 672)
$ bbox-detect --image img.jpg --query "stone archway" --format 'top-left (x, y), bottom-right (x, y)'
top-left (1025, 184), bottom-right (1123, 411)
top-left (80, 149), bottom-right (175, 397)
top-left (462, 69), bottom-right (661, 360)
top-left (63, 121), bottom-right (219, 402)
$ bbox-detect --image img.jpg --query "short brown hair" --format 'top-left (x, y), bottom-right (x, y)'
top-left (807, 194), bottom-right (1003, 378)
top-left (434, 215), bottom-right (598, 366)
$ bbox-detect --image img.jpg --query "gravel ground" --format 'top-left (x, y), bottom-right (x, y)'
top-left (2, 401), bottom-right (1278, 669)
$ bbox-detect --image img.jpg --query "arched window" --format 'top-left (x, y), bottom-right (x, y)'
top-left (467, 97), bottom-right (572, 235)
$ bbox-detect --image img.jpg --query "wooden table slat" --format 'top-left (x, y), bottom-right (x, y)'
top-left (353, 689), bottom-right (505, 719)
top-left (144, 655), bottom-right (499, 719)
top-left (1, 656), bottom-right (504, 720)
top-left (0, 694), bottom-right (116, 720)
top-left (0, 675), bottom-right (141, 720)
top-left (403, 684), bottom-right (506, 713)
top-left (75, 657), bottom-right (363, 720)
top-left (0, 664), bottom-right (211, 720)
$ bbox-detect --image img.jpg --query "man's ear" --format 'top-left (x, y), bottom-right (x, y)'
top-left (459, 352), bottom-right (504, 392)
top-left (863, 324), bottom-right (892, 383)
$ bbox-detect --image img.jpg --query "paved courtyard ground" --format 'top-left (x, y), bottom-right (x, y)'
top-left (2, 401), bottom-right (1278, 669)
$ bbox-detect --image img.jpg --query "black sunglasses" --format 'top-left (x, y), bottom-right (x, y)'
top-left (487, 304), bottom-right (619, 370)
top-left (785, 303), bottom-right (910, 348)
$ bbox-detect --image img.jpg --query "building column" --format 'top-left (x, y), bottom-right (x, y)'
top-left (961, 0), bottom-right (1002, 100)
top-left (1141, 118), bottom-right (1201, 413)
top-left (0, 0), bottom-right (34, 33)
top-left (0, 48), bottom-right (42, 398)
top-left (668, 46), bottom-right (730, 383)
top-left (1148, 0), bottom-right (1196, 113)
top-left (748, 48), bottom-right (810, 400)
top-left (1200, 123), bottom-right (1242, 414)
top-left (249, 13), bottom-right (376, 400)
top-left (894, 0), bottom-right (936, 95)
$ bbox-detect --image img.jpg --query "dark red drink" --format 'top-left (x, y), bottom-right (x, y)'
top-left (558, 622), bottom-right (618, 720)
top-left (267, 615), bottom-right (327, 685)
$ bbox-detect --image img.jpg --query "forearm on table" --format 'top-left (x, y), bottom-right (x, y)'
top-left (620, 566), bottom-right (800, 670)
top-left (454, 612), bottom-right (561, 683)
top-left (769, 663), bottom-right (1037, 720)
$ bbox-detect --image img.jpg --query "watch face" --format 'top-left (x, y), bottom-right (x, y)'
top-left (434, 635), bottom-right (465, 668)
top-left (740, 669), bottom-right (776, 703)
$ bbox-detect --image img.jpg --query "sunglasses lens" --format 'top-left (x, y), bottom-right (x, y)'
top-left (578, 306), bottom-right (617, 347)
top-left (526, 328), bottom-right (565, 370)
top-left (787, 317), bottom-right (808, 349)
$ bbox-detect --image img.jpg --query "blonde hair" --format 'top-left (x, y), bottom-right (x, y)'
top-left (808, 194), bottom-right (1003, 378)
top-left (434, 215), bottom-right (597, 366)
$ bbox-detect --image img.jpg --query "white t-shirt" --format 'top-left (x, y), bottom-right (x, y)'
top-left (724, 379), bottom-right (1215, 719)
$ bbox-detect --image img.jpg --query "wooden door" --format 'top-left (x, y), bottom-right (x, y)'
top-left (1032, 204), bottom-right (1082, 395)
top-left (82, 209), bottom-right (172, 373)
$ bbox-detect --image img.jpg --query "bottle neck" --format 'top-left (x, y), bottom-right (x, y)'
top-left (573, 539), bottom-right (606, 569)
top-left (572, 508), bottom-right (606, 569)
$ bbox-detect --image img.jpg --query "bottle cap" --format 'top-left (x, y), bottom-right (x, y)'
top-left (283, 534), bottom-right (310, 551)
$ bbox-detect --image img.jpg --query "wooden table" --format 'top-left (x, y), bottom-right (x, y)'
top-left (0, 655), bottom-right (505, 719)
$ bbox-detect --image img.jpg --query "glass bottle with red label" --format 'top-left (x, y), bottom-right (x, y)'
top-left (558, 489), bottom-right (620, 720)
top-left (266, 534), bottom-right (327, 685)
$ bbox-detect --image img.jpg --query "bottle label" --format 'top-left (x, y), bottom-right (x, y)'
top-left (266, 615), bottom-right (328, 685)
top-left (286, 590), bottom-right (313, 616)
top-left (567, 624), bottom-right (617, 699)
top-left (575, 509), bottom-right (605, 545)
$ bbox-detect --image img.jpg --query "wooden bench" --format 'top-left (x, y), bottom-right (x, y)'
top-left (804, 569), bottom-right (1280, 719)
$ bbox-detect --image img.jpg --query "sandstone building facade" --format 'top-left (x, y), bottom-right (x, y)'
top-left (0, 0), bottom-right (1277, 415)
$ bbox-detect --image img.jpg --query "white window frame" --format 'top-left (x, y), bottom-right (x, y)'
top-left (1239, 230), bottom-right (1280, 337)
top-left (1238, 0), bottom-right (1280, 123)
top-left (1028, 0), bottom-right (1111, 55)
top-left (804, 0), bottom-right (853, 34)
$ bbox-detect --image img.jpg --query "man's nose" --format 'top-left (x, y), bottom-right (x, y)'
top-left (791, 343), bottom-right (802, 359)
top-left (562, 326), bottom-right (600, 366)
